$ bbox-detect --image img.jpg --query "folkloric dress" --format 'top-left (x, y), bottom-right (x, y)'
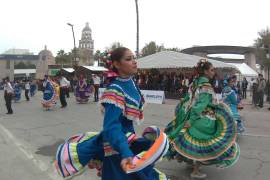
top-left (165, 76), bottom-right (240, 168)
top-left (30, 82), bottom-right (37, 97)
top-left (42, 79), bottom-right (59, 109)
top-left (75, 79), bottom-right (92, 103)
top-left (222, 85), bottom-right (245, 133)
top-left (54, 77), bottom-right (168, 180)
top-left (14, 83), bottom-right (21, 102)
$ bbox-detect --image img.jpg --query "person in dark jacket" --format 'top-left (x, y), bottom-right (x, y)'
top-left (241, 77), bottom-right (248, 99)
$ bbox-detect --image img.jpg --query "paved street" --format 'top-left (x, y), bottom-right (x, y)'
top-left (0, 91), bottom-right (270, 180)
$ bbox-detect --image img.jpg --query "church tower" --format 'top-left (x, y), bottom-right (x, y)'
top-left (79, 22), bottom-right (94, 65)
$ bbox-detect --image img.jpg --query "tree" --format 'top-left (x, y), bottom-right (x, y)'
top-left (94, 50), bottom-right (101, 61)
top-left (14, 61), bottom-right (36, 69)
top-left (14, 62), bottom-right (27, 69)
top-left (55, 49), bottom-right (71, 65)
top-left (25, 61), bottom-right (36, 69)
top-left (93, 50), bottom-right (105, 66)
top-left (106, 42), bottom-right (123, 51)
top-left (254, 27), bottom-right (270, 67)
top-left (165, 47), bottom-right (182, 52)
top-left (254, 27), bottom-right (270, 101)
top-left (141, 41), bottom-right (165, 57)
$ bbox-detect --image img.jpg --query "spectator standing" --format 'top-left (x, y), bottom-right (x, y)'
top-left (25, 80), bottom-right (30, 101)
top-left (173, 75), bottom-right (179, 93)
top-left (92, 74), bottom-right (101, 102)
top-left (161, 75), bottom-right (167, 91)
top-left (167, 74), bottom-right (173, 92)
top-left (3, 77), bottom-right (14, 114)
top-left (183, 76), bottom-right (189, 88)
top-left (251, 78), bottom-right (258, 105)
top-left (58, 74), bottom-right (70, 108)
top-left (241, 77), bottom-right (248, 99)
top-left (212, 75), bottom-right (222, 94)
top-left (153, 74), bottom-right (159, 90)
top-left (257, 74), bottom-right (266, 108)
top-left (30, 80), bottom-right (37, 97)
top-left (145, 74), bottom-right (150, 90)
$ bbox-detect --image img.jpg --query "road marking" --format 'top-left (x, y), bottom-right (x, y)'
top-left (0, 122), bottom-right (62, 180)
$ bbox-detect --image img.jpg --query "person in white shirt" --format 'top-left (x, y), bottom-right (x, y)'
top-left (92, 74), bottom-right (101, 102)
top-left (3, 77), bottom-right (14, 114)
top-left (58, 73), bottom-right (70, 108)
top-left (25, 80), bottom-right (30, 101)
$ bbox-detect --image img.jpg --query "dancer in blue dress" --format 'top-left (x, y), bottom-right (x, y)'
top-left (30, 80), bottom-right (37, 97)
top-left (42, 75), bottom-right (59, 110)
top-left (14, 81), bottom-right (22, 102)
top-left (222, 76), bottom-right (245, 134)
top-left (54, 48), bottom-right (168, 180)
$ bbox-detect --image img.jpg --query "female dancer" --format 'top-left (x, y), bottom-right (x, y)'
top-left (30, 80), bottom-right (37, 97)
top-left (41, 75), bottom-right (59, 110)
top-left (230, 75), bottom-right (244, 110)
top-left (54, 48), bottom-right (168, 180)
top-left (165, 59), bottom-right (240, 179)
top-left (222, 76), bottom-right (245, 134)
top-left (75, 74), bottom-right (93, 103)
top-left (14, 81), bottom-right (22, 102)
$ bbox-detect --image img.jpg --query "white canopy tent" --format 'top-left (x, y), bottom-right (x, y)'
top-left (82, 66), bottom-right (108, 72)
top-left (62, 68), bottom-right (75, 73)
top-left (227, 63), bottom-right (258, 77)
top-left (227, 63), bottom-right (258, 90)
top-left (82, 61), bottom-right (108, 72)
top-left (137, 51), bottom-right (235, 69)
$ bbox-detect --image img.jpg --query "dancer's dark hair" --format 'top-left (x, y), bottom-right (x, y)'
top-left (195, 59), bottom-right (213, 76)
top-left (110, 47), bottom-right (129, 72)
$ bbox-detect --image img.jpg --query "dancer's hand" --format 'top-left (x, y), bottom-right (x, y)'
top-left (184, 121), bottom-right (191, 128)
top-left (121, 157), bottom-right (135, 171)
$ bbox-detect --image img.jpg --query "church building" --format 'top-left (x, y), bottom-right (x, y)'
top-left (78, 22), bottom-right (94, 65)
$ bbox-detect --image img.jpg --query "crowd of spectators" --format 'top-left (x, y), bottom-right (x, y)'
top-left (134, 72), bottom-right (194, 98)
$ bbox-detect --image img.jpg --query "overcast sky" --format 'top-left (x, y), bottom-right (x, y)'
top-left (0, 0), bottom-right (269, 56)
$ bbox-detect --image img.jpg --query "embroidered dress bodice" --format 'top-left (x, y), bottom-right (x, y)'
top-left (100, 77), bottom-right (144, 158)
top-left (100, 77), bottom-right (144, 126)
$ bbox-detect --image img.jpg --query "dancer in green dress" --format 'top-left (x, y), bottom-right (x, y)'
top-left (165, 59), bottom-right (240, 179)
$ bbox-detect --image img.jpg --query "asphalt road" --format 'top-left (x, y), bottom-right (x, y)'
top-left (0, 91), bottom-right (270, 180)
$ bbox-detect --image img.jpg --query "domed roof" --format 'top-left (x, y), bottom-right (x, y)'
top-left (38, 45), bottom-right (53, 57)
top-left (82, 22), bottom-right (91, 32)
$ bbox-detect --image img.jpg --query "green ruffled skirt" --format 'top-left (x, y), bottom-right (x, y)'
top-left (165, 102), bottom-right (240, 168)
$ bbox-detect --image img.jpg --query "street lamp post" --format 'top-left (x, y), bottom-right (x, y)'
top-left (135, 0), bottom-right (139, 57)
top-left (67, 23), bottom-right (78, 66)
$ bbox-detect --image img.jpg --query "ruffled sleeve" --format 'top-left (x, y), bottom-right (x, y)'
top-left (102, 104), bottom-right (133, 159)
top-left (100, 84), bottom-right (133, 159)
top-left (99, 84), bottom-right (125, 111)
top-left (223, 86), bottom-right (237, 105)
